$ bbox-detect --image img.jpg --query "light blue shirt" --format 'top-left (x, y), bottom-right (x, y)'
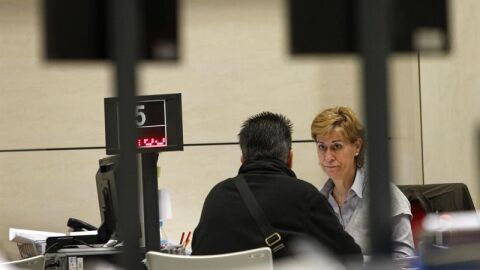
top-left (321, 169), bottom-right (366, 228)
top-left (320, 169), bottom-right (415, 259)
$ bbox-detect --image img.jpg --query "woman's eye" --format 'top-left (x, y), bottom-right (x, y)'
top-left (318, 144), bottom-right (327, 151)
top-left (333, 143), bottom-right (343, 150)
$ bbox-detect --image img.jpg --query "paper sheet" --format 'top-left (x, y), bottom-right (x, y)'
top-left (9, 228), bottom-right (65, 243)
top-left (158, 188), bottom-right (172, 220)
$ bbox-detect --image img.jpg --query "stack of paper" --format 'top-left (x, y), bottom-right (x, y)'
top-left (9, 228), bottom-right (65, 243)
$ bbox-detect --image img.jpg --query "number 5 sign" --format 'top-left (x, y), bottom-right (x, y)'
top-left (104, 93), bottom-right (183, 154)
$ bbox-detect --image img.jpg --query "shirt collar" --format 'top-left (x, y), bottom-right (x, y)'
top-left (320, 178), bottom-right (334, 197)
top-left (350, 168), bottom-right (366, 199)
top-left (320, 168), bottom-right (366, 199)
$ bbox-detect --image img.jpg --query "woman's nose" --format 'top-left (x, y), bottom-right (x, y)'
top-left (325, 149), bottom-right (335, 161)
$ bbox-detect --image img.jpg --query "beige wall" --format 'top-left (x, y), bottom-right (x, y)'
top-left (2, 0), bottom-right (472, 260)
top-left (420, 0), bottom-right (480, 206)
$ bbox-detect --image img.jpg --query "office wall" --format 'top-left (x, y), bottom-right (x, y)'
top-left (1, 0), bottom-right (428, 259)
top-left (419, 0), bottom-right (480, 206)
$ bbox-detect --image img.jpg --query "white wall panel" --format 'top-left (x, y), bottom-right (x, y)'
top-left (0, 150), bottom-right (104, 258)
top-left (389, 55), bottom-right (423, 185)
top-left (0, 0), bottom-right (111, 150)
top-left (419, 0), bottom-right (480, 206)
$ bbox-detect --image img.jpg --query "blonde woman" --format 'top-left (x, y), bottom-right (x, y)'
top-left (311, 106), bottom-right (414, 259)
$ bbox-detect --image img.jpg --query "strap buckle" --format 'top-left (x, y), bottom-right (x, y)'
top-left (265, 232), bottom-right (282, 247)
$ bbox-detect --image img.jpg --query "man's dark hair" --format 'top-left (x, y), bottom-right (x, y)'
top-left (238, 112), bottom-right (293, 162)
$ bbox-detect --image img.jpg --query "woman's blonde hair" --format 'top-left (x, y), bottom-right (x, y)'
top-left (311, 106), bottom-right (365, 168)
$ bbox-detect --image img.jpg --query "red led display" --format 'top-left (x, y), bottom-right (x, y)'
top-left (137, 137), bottom-right (167, 148)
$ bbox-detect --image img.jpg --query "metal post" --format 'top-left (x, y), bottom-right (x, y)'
top-left (111, 0), bottom-right (143, 268)
top-left (358, 0), bottom-right (393, 257)
top-left (142, 153), bottom-right (161, 252)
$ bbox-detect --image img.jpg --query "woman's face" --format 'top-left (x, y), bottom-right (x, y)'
top-left (315, 129), bottom-right (362, 181)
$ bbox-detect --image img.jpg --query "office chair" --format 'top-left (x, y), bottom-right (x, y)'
top-left (398, 183), bottom-right (475, 248)
top-left (0, 255), bottom-right (45, 270)
top-left (146, 247), bottom-right (273, 270)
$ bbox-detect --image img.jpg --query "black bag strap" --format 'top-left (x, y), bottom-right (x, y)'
top-left (233, 175), bottom-right (285, 254)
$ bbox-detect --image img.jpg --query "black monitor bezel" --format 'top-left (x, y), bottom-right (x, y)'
top-left (95, 156), bottom-right (122, 243)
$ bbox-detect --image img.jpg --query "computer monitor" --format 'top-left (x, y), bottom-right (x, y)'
top-left (95, 156), bottom-right (122, 244)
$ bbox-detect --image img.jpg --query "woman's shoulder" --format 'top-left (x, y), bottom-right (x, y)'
top-left (390, 184), bottom-right (412, 217)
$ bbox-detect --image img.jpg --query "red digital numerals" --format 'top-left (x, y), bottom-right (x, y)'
top-left (137, 137), bottom-right (166, 147)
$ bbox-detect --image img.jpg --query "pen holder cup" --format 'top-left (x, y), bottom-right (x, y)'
top-left (160, 244), bottom-right (186, 255)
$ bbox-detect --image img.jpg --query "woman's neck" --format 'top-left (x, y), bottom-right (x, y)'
top-left (331, 168), bottom-right (357, 206)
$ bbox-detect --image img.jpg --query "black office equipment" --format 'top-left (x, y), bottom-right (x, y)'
top-left (43, 0), bottom-right (178, 60)
top-left (44, 156), bottom-right (138, 259)
top-left (289, 0), bottom-right (449, 53)
top-left (104, 94), bottom-right (184, 253)
top-left (44, 245), bottom-right (123, 269)
top-left (67, 218), bottom-right (98, 232)
top-left (95, 156), bottom-right (125, 244)
top-left (45, 235), bottom-right (99, 254)
top-left (104, 93), bottom-right (183, 154)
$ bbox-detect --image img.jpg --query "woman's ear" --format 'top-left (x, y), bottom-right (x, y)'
top-left (354, 138), bottom-right (363, 153)
top-left (240, 155), bottom-right (245, 164)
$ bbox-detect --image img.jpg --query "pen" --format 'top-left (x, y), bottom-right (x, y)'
top-left (184, 231), bottom-right (192, 248)
top-left (179, 231), bottom-right (185, 245)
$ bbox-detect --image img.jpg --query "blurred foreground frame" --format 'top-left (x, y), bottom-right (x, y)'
top-left (43, 0), bottom-right (179, 61)
top-left (289, 0), bottom-right (449, 54)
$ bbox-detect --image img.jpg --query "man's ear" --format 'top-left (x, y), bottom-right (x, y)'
top-left (286, 150), bottom-right (293, 169)
top-left (241, 155), bottom-right (246, 164)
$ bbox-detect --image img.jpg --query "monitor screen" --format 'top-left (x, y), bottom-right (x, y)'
top-left (96, 156), bottom-right (122, 244)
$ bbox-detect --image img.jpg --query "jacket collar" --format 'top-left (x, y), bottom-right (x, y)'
top-left (238, 158), bottom-right (296, 178)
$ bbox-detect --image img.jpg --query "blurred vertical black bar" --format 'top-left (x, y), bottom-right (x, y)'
top-left (110, 0), bottom-right (142, 268)
top-left (43, 0), bottom-right (107, 59)
top-left (358, 0), bottom-right (393, 257)
top-left (142, 153), bottom-right (161, 252)
top-left (44, 0), bottom-right (178, 60)
top-left (143, 0), bottom-right (179, 60)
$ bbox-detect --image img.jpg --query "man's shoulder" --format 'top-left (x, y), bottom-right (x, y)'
top-left (272, 176), bottom-right (327, 203)
top-left (209, 177), bottom-right (236, 191)
top-left (291, 177), bottom-right (320, 191)
top-left (209, 174), bottom-right (322, 196)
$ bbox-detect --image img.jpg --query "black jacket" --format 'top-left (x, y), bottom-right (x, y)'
top-left (192, 158), bottom-right (362, 260)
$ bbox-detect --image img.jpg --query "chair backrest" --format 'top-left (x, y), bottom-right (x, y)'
top-left (397, 183), bottom-right (475, 248)
top-left (398, 183), bottom-right (475, 213)
top-left (0, 255), bottom-right (45, 270)
top-left (146, 247), bottom-right (273, 270)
